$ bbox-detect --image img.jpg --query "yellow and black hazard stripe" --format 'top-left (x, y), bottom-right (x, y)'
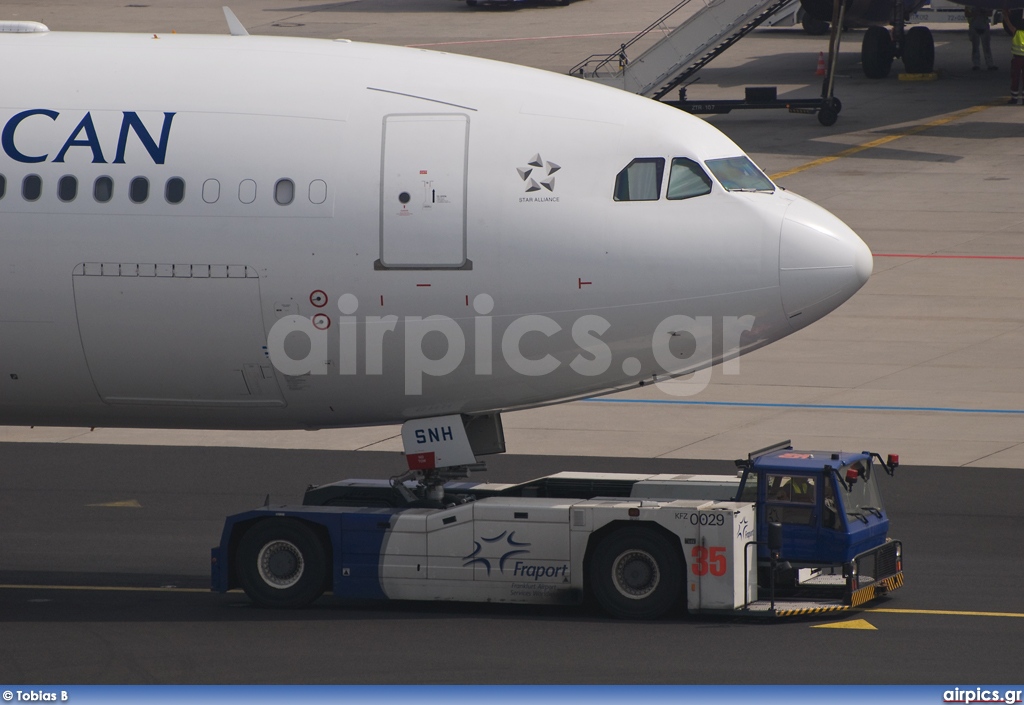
top-left (850, 585), bottom-right (879, 608)
top-left (775, 604), bottom-right (850, 617)
top-left (849, 571), bottom-right (905, 607)
top-left (880, 572), bottom-right (904, 591)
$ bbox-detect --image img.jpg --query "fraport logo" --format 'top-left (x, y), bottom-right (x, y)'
top-left (462, 531), bottom-right (569, 581)
top-left (463, 530), bottom-right (530, 575)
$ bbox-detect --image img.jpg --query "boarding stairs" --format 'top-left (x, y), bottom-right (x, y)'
top-left (569, 0), bottom-right (794, 100)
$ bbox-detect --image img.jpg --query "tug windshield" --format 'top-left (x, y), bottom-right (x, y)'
top-left (835, 459), bottom-right (885, 521)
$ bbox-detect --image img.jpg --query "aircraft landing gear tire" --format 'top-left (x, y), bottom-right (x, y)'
top-left (903, 26), bottom-right (935, 73)
top-left (862, 26), bottom-right (894, 79)
top-left (801, 14), bottom-right (830, 35)
top-left (589, 527), bottom-right (682, 619)
top-left (238, 518), bottom-right (328, 608)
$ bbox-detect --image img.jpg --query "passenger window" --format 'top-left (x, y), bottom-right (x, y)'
top-left (667, 158), bottom-right (712, 200)
top-left (23, 175), bottom-right (42, 201)
top-left (705, 156), bottom-right (775, 193)
top-left (309, 179), bottom-right (327, 205)
top-left (613, 158), bottom-right (664, 201)
top-left (58, 175), bottom-right (78, 202)
top-left (130, 176), bottom-right (149, 204)
top-left (94, 176), bottom-right (114, 203)
top-left (274, 178), bottom-right (294, 205)
top-left (202, 178), bottom-right (220, 204)
top-left (0, 174), bottom-right (6, 200)
top-left (165, 177), bottom-right (185, 204)
top-left (239, 179), bottom-right (256, 204)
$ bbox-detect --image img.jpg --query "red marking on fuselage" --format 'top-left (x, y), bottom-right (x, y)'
top-left (875, 253), bottom-right (1024, 260)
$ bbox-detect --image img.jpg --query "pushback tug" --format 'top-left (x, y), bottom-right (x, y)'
top-left (213, 439), bottom-right (903, 618)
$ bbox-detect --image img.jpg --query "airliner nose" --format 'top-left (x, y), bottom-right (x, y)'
top-left (779, 197), bottom-right (872, 330)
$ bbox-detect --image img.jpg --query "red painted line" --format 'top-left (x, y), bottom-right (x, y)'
top-left (578, 278), bottom-right (592, 288)
top-left (379, 295), bottom-right (384, 306)
top-left (875, 253), bottom-right (1024, 260)
top-left (416, 284), bottom-right (431, 287)
top-left (407, 30), bottom-right (639, 49)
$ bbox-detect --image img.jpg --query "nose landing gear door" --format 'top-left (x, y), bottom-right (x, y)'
top-left (378, 113), bottom-right (470, 270)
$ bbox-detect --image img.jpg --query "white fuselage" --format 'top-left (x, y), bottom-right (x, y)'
top-left (0, 30), bottom-right (872, 430)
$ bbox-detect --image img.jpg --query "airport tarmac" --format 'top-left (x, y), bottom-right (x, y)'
top-left (2, 0), bottom-right (1023, 468)
top-left (1, 443), bottom-right (1023, 684)
top-left (1, 0), bottom-right (1023, 686)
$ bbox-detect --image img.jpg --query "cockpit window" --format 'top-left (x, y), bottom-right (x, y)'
top-left (614, 158), bottom-right (664, 201)
top-left (667, 158), bottom-right (713, 200)
top-left (705, 156), bottom-right (774, 193)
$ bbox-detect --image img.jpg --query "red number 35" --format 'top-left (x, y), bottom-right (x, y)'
top-left (691, 546), bottom-right (727, 576)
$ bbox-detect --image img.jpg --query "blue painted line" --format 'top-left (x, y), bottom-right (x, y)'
top-left (583, 398), bottom-right (1024, 415)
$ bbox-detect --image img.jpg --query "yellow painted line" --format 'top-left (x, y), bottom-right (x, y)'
top-left (813, 618), bottom-right (877, 630)
top-left (87, 499), bottom-right (142, 508)
top-left (769, 102), bottom-right (1000, 181)
top-left (2, 583), bottom-right (1021, 617)
top-left (0, 584), bottom-right (208, 594)
top-left (866, 607), bottom-right (1024, 618)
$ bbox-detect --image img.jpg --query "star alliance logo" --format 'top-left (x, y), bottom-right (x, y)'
top-left (517, 153), bottom-right (560, 193)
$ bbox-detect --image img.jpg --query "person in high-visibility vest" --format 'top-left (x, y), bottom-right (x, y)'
top-left (1008, 8), bottom-right (1024, 104)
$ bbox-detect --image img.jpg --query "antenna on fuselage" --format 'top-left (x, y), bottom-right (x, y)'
top-left (222, 7), bottom-right (249, 36)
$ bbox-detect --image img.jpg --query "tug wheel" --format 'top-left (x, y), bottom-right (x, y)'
top-left (589, 527), bottom-right (682, 619)
top-left (238, 518), bottom-right (328, 608)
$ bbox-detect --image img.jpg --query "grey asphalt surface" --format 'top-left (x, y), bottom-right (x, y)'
top-left (1, 442), bottom-right (1022, 684)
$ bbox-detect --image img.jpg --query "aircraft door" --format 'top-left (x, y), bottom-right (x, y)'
top-left (379, 113), bottom-right (469, 269)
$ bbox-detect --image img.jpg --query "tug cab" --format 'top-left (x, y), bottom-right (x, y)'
top-left (736, 444), bottom-right (898, 566)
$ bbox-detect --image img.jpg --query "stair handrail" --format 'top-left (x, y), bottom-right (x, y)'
top-left (568, 0), bottom-right (697, 77)
top-left (648, 0), bottom-right (795, 98)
